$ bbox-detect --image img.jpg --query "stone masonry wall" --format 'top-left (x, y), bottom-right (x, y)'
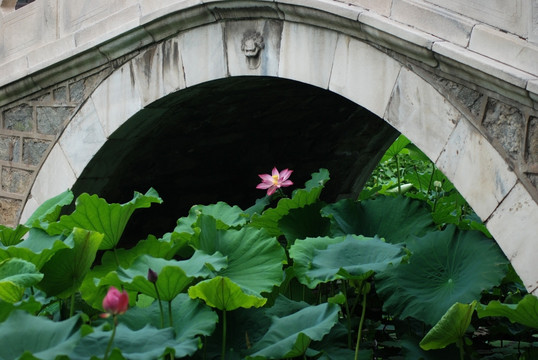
top-left (0, 67), bottom-right (112, 225)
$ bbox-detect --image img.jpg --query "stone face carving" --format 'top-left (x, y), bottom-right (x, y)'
top-left (241, 30), bottom-right (264, 69)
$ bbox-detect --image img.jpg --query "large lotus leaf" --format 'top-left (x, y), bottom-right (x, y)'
top-left (476, 294), bottom-right (538, 329)
top-left (70, 323), bottom-right (199, 360)
top-left (420, 301), bottom-right (476, 350)
top-left (289, 236), bottom-right (347, 289)
top-left (250, 169), bottom-right (330, 237)
top-left (247, 302), bottom-right (339, 359)
top-left (0, 297), bottom-right (42, 323)
top-left (278, 202), bottom-right (330, 245)
top-left (25, 189), bottom-right (74, 228)
top-left (0, 224), bottom-right (29, 246)
top-left (0, 228), bottom-right (68, 269)
top-left (0, 258), bottom-right (43, 303)
top-left (303, 235), bottom-right (405, 287)
top-left (0, 311), bottom-right (80, 359)
top-left (380, 134), bottom-right (411, 162)
top-left (376, 226), bottom-right (507, 325)
top-left (174, 202), bottom-right (246, 238)
top-left (188, 276), bottom-right (267, 311)
top-left (121, 293), bottom-right (218, 340)
top-left (110, 252), bottom-right (227, 301)
top-left (38, 228), bottom-right (103, 298)
top-left (46, 188), bottom-right (162, 250)
top-left (197, 216), bottom-right (286, 294)
top-left (321, 196), bottom-right (434, 243)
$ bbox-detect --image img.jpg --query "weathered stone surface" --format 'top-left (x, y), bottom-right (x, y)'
top-left (434, 76), bottom-right (484, 118)
top-left (22, 138), bottom-right (50, 165)
top-left (53, 86), bottom-right (67, 102)
top-left (483, 99), bottom-right (525, 159)
top-left (527, 116), bottom-right (538, 165)
top-left (69, 80), bottom-right (85, 103)
top-left (3, 104), bottom-right (33, 132)
top-left (1, 167), bottom-right (32, 194)
top-left (0, 197), bottom-right (22, 226)
top-left (0, 135), bottom-right (21, 162)
top-left (36, 106), bottom-right (73, 135)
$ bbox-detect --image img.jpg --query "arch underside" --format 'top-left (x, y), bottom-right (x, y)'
top-left (22, 15), bottom-right (538, 293)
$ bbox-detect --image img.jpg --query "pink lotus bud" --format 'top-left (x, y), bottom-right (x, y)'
top-left (147, 268), bottom-right (158, 283)
top-left (102, 286), bottom-right (129, 316)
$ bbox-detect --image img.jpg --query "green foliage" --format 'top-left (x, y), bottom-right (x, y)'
top-left (0, 141), bottom-right (527, 359)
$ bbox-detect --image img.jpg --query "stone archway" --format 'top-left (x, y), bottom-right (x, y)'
top-left (20, 17), bottom-right (538, 293)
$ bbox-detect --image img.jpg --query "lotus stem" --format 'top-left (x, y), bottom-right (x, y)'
top-left (104, 315), bottom-right (118, 360)
top-left (342, 281), bottom-right (352, 349)
top-left (354, 292), bottom-right (367, 360)
top-left (396, 155), bottom-right (401, 194)
top-left (69, 292), bottom-right (75, 318)
top-left (168, 301), bottom-right (173, 328)
top-left (152, 283), bottom-right (164, 328)
top-left (222, 309), bottom-right (227, 360)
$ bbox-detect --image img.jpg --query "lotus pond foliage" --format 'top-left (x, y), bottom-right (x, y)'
top-left (0, 137), bottom-right (536, 359)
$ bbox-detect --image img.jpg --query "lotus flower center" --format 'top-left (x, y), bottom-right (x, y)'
top-left (272, 174), bottom-right (279, 185)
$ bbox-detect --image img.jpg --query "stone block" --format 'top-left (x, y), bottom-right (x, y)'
top-left (91, 63), bottom-right (143, 138)
top-left (482, 99), bottom-right (525, 159)
top-left (277, 0), bottom-right (361, 21)
top-left (279, 22), bottom-right (338, 89)
top-left (470, 25), bottom-right (538, 77)
top-left (130, 38), bottom-right (186, 107)
top-left (36, 106), bottom-right (73, 135)
top-left (26, 35), bottom-right (76, 70)
top-left (59, 99), bottom-right (106, 177)
top-left (391, 0), bottom-right (476, 47)
top-left (424, 0), bottom-right (531, 38)
top-left (3, 104), bottom-right (33, 132)
top-left (436, 118), bottom-right (518, 220)
top-left (178, 23), bottom-right (228, 87)
top-left (330, 35), bottom-right (402, 117)
top-left (1, 166), bottom-right (32, 194)
top-left (0, 197), bottom-right (21, 227)
top-left (0, 135), bottom-right (20, 162)
top-left (28, 144), bottom-right (76, 207)
top-left (22, 138), bottom-right (50, 166)
top-left (385, 68), bottom-right (459, 162)
top-left (225, 19), bottom-right (283, 77)
top-left (527, 117), bottom-right (538, 165)
top-left (486, 182), bottom-right (538, 294)
top-left (53, 87), bottom-right (68, 102)
top-left (432, 76), bottom-right (484, 118)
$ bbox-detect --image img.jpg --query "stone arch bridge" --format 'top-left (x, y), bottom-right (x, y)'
top-left (0, 0), bottom-right (537, 294)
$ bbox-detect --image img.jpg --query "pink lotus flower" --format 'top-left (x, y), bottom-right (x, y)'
top-left (256, 167), bottom-right (293, 196)
top-left (101, 286), bottom-right (129, 317)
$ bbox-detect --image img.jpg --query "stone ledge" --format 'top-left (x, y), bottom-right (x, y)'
top-left (470, 24), bottom-right (538, 77)
top-left (391, 0), bottom-right (476, 47)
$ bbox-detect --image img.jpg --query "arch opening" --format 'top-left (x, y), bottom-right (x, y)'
top-left (72, 76), bottom-right (398, 242)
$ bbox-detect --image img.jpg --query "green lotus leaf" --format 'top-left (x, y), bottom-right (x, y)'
top-left (0, 296), bottom-right (42, 323)
top-left (121, 293), bottom-right (218, 340)
top-left (0, 311), bottom-right (80, 359)
top-left (250, 169), bottom-right (330, 237)
top-left (0, 224), bottom-right (29, 246)
top-left (321, 196), bottom-right (434, 243)
top-left (247, 302), bottom-right (339, 359)
top-left (0, 258), bottom-right (43, 303)
top-left (381, 134), bottom-right (411, 162)
top-left (188, 276), bottom-right (267, 311)
top-left (196, 215), bottom-right (286, 294)
top-left (377, 226), bottom-right (507, 325)
top-left (0, 228), bottom-right (67, 269)
top-left (420, 301), bottom-right (477, 350)
top-left (70, 323), bottom-right (199, 360)
top-left (46, 188), bottom-right (162, 250)
top-left (278, 202), bottom-right (330, 245)
top-left (289, 236), bottom-right (346, 289)
top-left (476, 294), bottom-right (538, 329)
top-left (38, 228), bottom-right (103, 298)
top-left (110, 251), bottom-right (227, 301)
top-left (24, 189), bottom-right (74, 228)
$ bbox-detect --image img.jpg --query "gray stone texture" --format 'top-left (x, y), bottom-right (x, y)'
top-left (3, 105), bottom-right (33, 132)
top-left (1, 167), bottom-right (32, 194)
top-left (37, 106), bottom-right (73, 135)
top-left (0, 135), bottom-right (21, 162)
top-left (483, 99), bottom-right (525, 159)
top-left (434, 76), bottom-right (484, 118)
top-left (528, 117), bottom-right (538, 165)
top-left (22, 138), bottom-right (50, 165)
top-left (53, 86), bottom-right (67, 102)
top-left (0, 197), bottom-right (22, 227)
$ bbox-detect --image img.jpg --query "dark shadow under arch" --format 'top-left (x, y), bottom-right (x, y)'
top-left (72, 76), bottom-right (398, 243)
